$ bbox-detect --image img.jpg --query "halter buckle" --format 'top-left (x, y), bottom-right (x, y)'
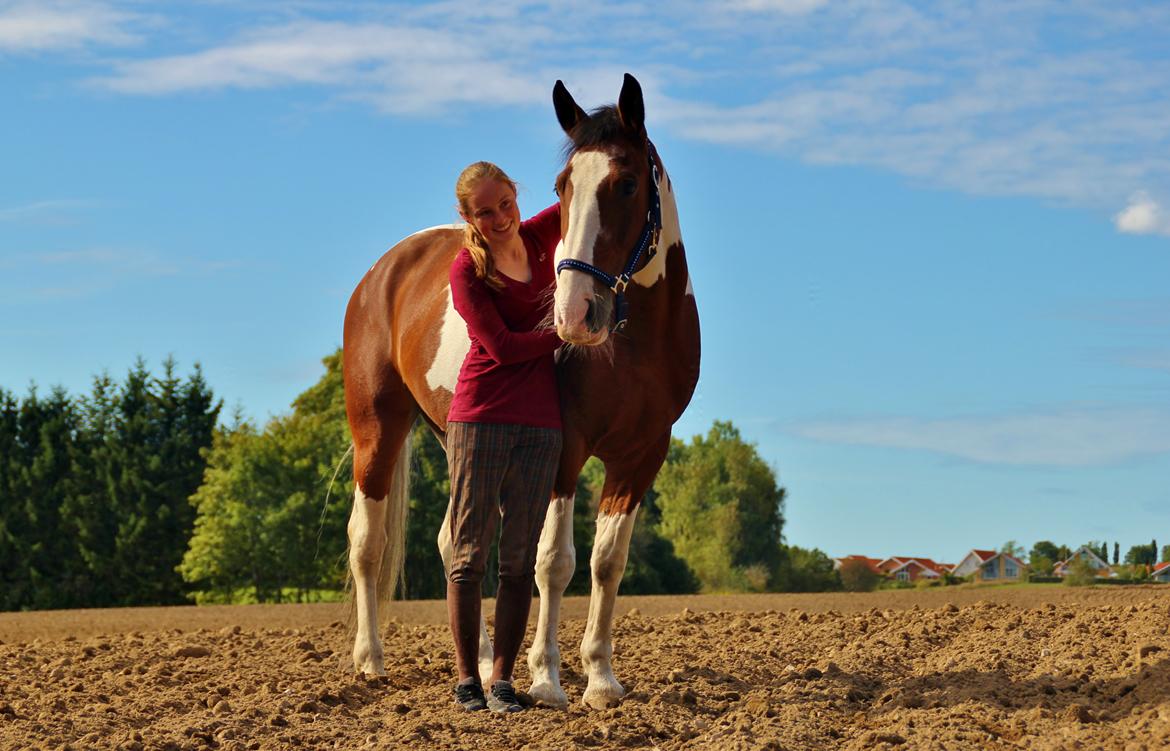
top-left (612, 274), bottom-right (630, 295)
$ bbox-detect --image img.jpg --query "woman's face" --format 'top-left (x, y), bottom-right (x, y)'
top-left (463, 178), bottom-right (521, 248)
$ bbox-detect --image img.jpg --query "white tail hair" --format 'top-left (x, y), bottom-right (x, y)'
top-left (377, 433), bottom-right (412, 602)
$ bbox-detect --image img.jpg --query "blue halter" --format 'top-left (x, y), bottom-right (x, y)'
top-left (556, 140), bottom-right (663, 333)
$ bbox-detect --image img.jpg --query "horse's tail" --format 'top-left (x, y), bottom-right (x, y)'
top-left (377, 431), bottom-right (412, 603)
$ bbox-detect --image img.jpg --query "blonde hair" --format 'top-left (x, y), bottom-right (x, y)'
top-left (455, 161), bottom-right (518, 291)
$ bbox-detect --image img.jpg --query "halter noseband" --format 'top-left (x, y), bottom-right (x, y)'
top-left (556, 139), bottom-right (663, 333)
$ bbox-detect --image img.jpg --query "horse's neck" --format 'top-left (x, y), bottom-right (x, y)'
top-left (629, 170), bottom-right (693, 313)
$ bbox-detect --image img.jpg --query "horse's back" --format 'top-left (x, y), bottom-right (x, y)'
top-left (344, 226), bottom-right (468, 431)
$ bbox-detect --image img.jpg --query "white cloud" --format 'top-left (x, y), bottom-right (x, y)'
top-left (794, 408), bottom-right (1170, 466)
top-left (41, 2), bottom-right (1170, 223)
top-left (0, 198), bottom-right (97, 224)
top-left (0, 0), bottom-right (137, 52)
top-left (92, 20), bottom-right (547, 114)
top-left (722, 0), bottom-right (829, 13)
top-left (1115, 192), bottom-right (1170, 236)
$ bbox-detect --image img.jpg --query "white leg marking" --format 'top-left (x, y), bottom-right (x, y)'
top-left (437, 499), bottom-right (493, 684)
top-left (527, 494), bottom-right (577, 708)
top-left (349, 485), bottom-right (387, 675)
top-left (425, 285), bottom-right (471, 392)
top-left (554, 151), bottom-right (611, 332)
top-left (581, 508), bottom-right (638, 709)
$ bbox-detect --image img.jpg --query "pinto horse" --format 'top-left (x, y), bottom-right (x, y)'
top-left (342, 73), bottom-right (700, 709)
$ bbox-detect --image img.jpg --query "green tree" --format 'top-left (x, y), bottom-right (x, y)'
top-left (655, 421), bottom-right (785, 592)
top-left (1029, 541), bottom-right (1060, 575)
top-left (1124, 543), bottom-right (1157, 567)
top-left (1064, 556), bottom-right (1097, 587)
top-left (777, 545), bottom-right (840, 592)
top-left (1001, 540), bottom-right (1023, 558)
top-left (182, 353), bottom-right (348, 603)
top-left (1, 358), bottom-right (216, 611)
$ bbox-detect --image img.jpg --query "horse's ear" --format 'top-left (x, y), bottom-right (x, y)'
top-left (553, 80), bottom-right (587, 135)
top-left (617, 73), bottom-right (645, 135)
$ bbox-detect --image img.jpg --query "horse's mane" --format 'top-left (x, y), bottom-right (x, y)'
top-left (560, 105), bottom-right (624, 163)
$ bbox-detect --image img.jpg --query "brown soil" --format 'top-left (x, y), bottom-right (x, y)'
top-left (2, 586), bottom-right (1170, 750)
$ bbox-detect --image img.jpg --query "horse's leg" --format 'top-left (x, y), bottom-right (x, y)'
top-left (527, 435), bottom-right (589, 708)
top-left (437, 504), bottom-right (494, 684)
top-left (580, 432), bottom-right (670, 710)
top-left (347, 392), bottom-right (416, 676)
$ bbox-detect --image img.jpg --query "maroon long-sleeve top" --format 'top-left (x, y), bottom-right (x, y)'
top-left (447, 204), bottom-right (563, 429)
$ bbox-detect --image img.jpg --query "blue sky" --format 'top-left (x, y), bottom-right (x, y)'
top-left (2, 1), bottom-right (1168, 564)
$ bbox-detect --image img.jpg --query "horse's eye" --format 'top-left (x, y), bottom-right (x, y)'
top-left (621, 177), bottom-right (637, 196)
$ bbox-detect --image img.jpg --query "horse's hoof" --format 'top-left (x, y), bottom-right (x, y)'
top-left (582, 681), bottom-right (624, 710)
top-left (353, 653), bottom-right (386, 676)
top-left (528, 681), bottom-right (569, 709)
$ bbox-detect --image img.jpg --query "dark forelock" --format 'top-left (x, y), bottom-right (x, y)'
top-left (560, 105), bottom-right (626, 163)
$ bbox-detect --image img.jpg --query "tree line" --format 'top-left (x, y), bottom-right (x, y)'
top-left (0, 358), bottom-right (219, 610)
top-left (1, 352), bottom-right (834, 610)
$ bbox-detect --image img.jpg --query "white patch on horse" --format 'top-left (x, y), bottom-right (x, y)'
top-left (425, 285), bottom-right (470, 393)
top-left (631, 166), bottom-right (683, 289)
top-left (555, 151), bottom-right (611, 332)
top-left (559, 151), bottom-right (611, 267)
top-left (527, 494), bottom-right (577, 708)
top-left (580, 508), bottom-right (639, 709)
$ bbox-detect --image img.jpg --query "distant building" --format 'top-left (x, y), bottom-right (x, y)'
top-left (833, 555), bottom-right (883, 575)
top-left (1053, 545), bottom-right (1115, 578)
top-left (877, 556), bottom-right (950, 583)
top-left (952, 549), bottom-right (1025, 582)
top-left (1152, 562), bottom-right (1170, 583)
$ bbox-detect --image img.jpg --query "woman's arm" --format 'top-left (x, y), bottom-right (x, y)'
top-left (450, 260), bottom-right (561, 365)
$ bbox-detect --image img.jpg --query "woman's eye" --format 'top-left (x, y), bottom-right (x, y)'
top-left (621, 177), bottom-right (637, 196)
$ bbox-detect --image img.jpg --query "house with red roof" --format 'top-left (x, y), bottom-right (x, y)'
top-left (877, 556), bottom-right (950, 583)
top-left (951, 549), bottom-right (1025, 582)
top-left (832, 555), bottom-right (883, 575)
top-left (1152, 562), bottom-right (1170, 583)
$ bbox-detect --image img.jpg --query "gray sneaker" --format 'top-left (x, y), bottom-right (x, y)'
top-left (486, 680), bottom-right (524, 713)
top-left (453, 677), bottom-right (487, 711)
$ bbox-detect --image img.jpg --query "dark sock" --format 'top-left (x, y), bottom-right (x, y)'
top-left (447, 579), bottom-right (482, 681)
top-left (491, 574), bottom-right (534, 681)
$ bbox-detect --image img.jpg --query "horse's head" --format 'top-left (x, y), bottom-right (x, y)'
top-left (552, 74), bottom-right (659, 346)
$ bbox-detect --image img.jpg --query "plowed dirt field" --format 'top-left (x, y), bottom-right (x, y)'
top-left (2, 586), bottom-right (1170, 750)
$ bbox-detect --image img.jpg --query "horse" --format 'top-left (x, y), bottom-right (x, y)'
top-left (342, 73), bottom-right (700, 709)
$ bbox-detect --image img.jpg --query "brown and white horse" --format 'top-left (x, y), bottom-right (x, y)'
top-left (342, 73), bottom-right (700, 709)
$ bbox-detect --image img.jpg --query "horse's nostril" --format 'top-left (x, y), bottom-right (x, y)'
top-left (584, 299), bottom-right (599, 334)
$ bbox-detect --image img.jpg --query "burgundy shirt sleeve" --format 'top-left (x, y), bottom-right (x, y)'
top-left (449, 255), bottom-right (561, 366)
top-left (523, 203), bottom-right (562, 262)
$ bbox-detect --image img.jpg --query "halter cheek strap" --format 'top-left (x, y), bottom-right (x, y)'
top-left (556, 140), bottom-right (663, 333)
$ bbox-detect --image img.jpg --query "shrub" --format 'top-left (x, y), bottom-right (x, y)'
top-left (1063, 557), bottom-right (1097, 587)
top-left (839, 559), bottom-right (880, 592)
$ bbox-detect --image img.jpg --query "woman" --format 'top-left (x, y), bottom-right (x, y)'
top-left (446, 162), bottom-right (563, 713)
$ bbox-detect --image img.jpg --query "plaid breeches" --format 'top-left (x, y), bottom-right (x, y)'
top-left (445, 421), bottom-right (563, 584)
